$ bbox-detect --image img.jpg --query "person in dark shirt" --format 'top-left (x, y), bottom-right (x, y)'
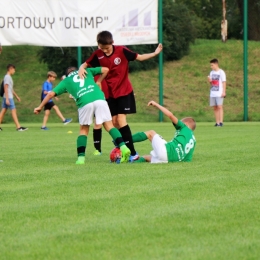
top-left (78, 31), bottom-right (163, 162)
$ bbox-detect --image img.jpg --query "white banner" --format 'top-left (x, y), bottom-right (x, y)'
top-left (0, 0), bottom-right (158, 47)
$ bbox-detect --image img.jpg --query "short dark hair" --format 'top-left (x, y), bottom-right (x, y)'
top-left (210, 58), bottom-right (218, 64)
top-left (66, 66), bottom-right (77, 76)
top-left (97, 31), bottom-right (113, 45)
top-left (7, 64), bottom-right (15, 70)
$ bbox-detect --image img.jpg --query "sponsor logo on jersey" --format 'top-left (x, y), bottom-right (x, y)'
top-left (114, 57), bottom-right (121, 65)
top-left (124, 108), bottom-right (130, 110)
top-left (98, 56), bottom-right (104, 59)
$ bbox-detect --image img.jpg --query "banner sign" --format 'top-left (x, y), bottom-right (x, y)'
top-left (0, 0), bottom-right (158, 46)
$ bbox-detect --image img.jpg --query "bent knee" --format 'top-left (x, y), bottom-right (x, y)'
top-left (145, 130), bottom-right (157, 140)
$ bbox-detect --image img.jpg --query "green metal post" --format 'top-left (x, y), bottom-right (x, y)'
top-left (243, 0), bottom-right (248, 121)
top-left (158, 0), bottom-right (163, 122)
top-left (77, 46), bottom-right (82, 68)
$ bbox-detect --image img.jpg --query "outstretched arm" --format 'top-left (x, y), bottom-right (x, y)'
top-left (34, 91), bottom-right (56, 114)
top-left (136, 44), bottom-right (163, 61)
top-left (148, 100), bottom-right (178, 124)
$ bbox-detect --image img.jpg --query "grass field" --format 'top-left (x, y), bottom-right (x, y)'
top-left (1, 122), bottom-right (260, 260)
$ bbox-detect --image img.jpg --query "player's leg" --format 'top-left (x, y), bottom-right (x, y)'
top-left (76, 103), bottom-right (94, 164)
top-left (11, 108), bottom-right (21, 128)
top-left (214, 106), bottom-right (221, 125)
top-left (76, 124), bottom-right (89, 165)
top-left (93, 99), bottom-right (130, 163)
top-left (133, 131), bottom-right (167, 163)
top-left (219, 105), bottom-right (224, 126)
top-left (109, 92), bottom-right (139, 161)
top-left (103, 120), bottom-right (130, 163)
top-left (52, 104), bottom-right (72, 124)
top-left (42, 109), bottom-right (50, 129)
top-left (216, 97), bottom-right (224, 126)
top-left (134, 155), bottom-right (151, 163)
top-left (0, 98), bottom-right (9, 126)
top-left (53, 104), bottom-right (65, 121)
top-left (210, 97), bottom-right (219, 126)
top-left (0, 108), bottom-right (7, 124)
top-left (93, 118), bottom-right (102, 155)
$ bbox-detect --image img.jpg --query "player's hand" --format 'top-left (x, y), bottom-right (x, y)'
top-left (6, 99), bottom-right (10, 106)
top-left (154, 43), bottom-right (163, 55)
top-left (17, 97), bottom-right (21, 102)
top-left (55, 97), bottom-right (59, 101)
top-left (207, 76), bottom-right (211, 83)
top-left (221, 92), bottom-right (226, 98)
top-left (147, 100), bottom-right (157, 106)
top-left (34, 107), bottom-right (42, 114)
top-left (78, 67), bottom-right (87, 79)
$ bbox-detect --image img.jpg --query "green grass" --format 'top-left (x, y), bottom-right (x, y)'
top-left (1, 39), bottom-right (260, 123)
top-left (1, 122), bottom-right (260, 259)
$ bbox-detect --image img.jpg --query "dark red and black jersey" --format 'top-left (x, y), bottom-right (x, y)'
top-left (86, 45), bottom-right (138, 98)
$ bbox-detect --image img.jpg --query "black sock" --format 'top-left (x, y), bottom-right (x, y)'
top-left (119, 125), bottom-right (136, 156)
top-left (93, 128), bottom-right (102, 153)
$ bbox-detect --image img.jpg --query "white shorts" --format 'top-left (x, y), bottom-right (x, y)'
top-left (78, 100), bottom-right (112, 125)
top-left (150, 134), bottom-right (168, 163)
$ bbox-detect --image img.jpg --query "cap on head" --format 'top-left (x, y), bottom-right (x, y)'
top-left (66, 67), bottom-right (77, 76)
top-left (181, 117), bottom-right (196, 131)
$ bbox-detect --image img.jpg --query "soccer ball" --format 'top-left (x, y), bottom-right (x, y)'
top-left (110, 147), bottom-right (121, 163)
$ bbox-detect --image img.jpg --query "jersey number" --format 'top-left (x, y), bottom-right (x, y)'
top-left (73, 75), bottom-right (85, 87)
top-left (185, 137), bottom-right (195, 154)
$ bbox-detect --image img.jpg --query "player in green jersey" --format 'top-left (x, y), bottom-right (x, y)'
top-left (132, 101), bottom-right (196, 163)
top-left (34, 66), bottom-right (130, 165)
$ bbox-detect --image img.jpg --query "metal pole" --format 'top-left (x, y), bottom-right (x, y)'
top-left (158, 0), bottom-right (163, 122)
top-left (77, 46), bottom-right (82, 68)
top-left (243, 0), bottom-right (248, 121)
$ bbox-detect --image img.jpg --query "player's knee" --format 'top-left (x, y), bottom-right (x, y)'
top-left (117, 115), bottom-right (127, 127)
top-left (145, 130), bottom-right (156, 140)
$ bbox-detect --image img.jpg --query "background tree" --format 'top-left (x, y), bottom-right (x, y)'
top-left (176, 0), bottom-right (242, 39)
top-left (237, 0), bottom-right (260, 40)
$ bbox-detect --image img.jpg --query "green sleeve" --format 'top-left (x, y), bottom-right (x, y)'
top-left (87, 67), bottom-right (102, 76)
top-left (52, 81), bottom-right (67, 96)
top-left (173, 120), bottom-right (186, 130)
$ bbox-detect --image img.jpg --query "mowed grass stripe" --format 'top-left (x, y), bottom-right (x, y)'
top-left (0, 122), bottom-right (260, 259)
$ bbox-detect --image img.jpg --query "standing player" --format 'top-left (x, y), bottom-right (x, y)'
top-left (131, 101), bottom-right (196, 163)
top-left (0, 64), bottom-right (28, 131)
top-left (34, 66), bottom-right (130, 165)
top-left (78, 31), bottom-right (163, 162)
top-left (40, 71), bottom-right (72, 130)
top-left (207, 59), bottom-right (226, 127)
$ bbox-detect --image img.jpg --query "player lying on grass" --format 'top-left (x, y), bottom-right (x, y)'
top-left (132, 101), bottom-right (196, 163)
top-left (34, 66), bottom-right (130, 165)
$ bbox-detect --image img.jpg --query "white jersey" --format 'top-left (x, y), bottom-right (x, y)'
top-left (3, 74), bottom-right (13, 99)
top-left (209, 69), bottom-right (226, 97)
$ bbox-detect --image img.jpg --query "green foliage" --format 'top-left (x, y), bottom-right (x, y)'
top-left (37, 46), bottom-right (96, 76)
top-left (37, 1), bottom-right (196, 73)
top-left (177, 0), bottom-right (242, 39)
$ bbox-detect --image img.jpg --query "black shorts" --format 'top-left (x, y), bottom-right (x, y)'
top-left (44, 101), bottom-right (55, 111)
top-left (107, 91), bottom-right (136, 116)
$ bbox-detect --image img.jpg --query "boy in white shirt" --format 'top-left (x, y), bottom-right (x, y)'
top-left (207, 58), bottom-right (226, 127)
